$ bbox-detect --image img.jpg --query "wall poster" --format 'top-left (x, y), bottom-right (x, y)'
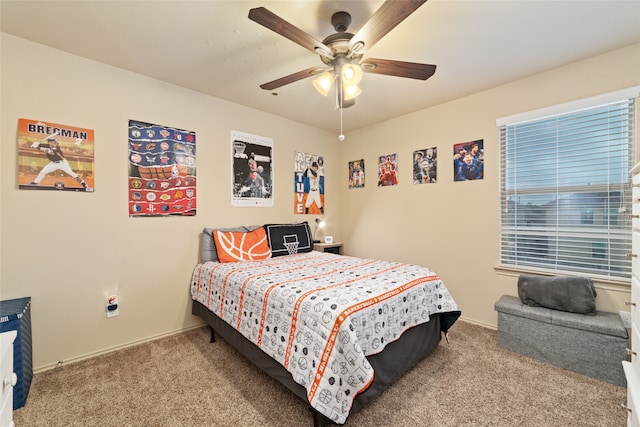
top-left (128, 120), bottom-right (196, 217)
top-left (294, 151), bottom-right (324, 214)
top-left (413, 147), bottom-right (437, 184)
top-left (453, 139), bottom-right (484, 181)
top-left (377, 153), bottom-right (398, 186)
top-left (17, 118), bottom-right (94, 192)
top-left (349, 159), bottom-right (365, 189)
top-left (231, 130), bottom-right (273, 207)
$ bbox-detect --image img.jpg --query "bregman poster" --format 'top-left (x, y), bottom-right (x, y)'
top-left (128, 120), bottom-right (196, 217)
top-left (17, 118), bottom-right (94, 192)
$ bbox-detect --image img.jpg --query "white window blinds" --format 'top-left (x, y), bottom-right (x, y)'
top-left (499, 94), bottom-right (636, 280)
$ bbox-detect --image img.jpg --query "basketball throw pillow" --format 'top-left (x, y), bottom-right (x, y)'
top-left (213, 228), bottom-right (272, 262)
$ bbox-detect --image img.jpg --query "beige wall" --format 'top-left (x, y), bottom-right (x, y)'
top-left (0, 33), bottom-right (340, 370)
top-left (2, 32), bottom-right (639, 371)
top-left (340, 43), bottom-right (640, 327)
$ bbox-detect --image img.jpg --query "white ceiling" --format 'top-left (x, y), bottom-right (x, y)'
top-left (2, 0), bottom-right (640, 134)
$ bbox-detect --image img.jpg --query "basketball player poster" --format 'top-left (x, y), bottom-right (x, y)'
top-left (294, 151), bottom-right (324, 214)
top-left (17, 118), bottom-right (95, 192)
top-left (128, 119), bottom-right (196, 217)
top-left (231, 130), bottom-right (274, 207)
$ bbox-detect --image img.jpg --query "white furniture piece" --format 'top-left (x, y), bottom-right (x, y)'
top-left (624, 162), bottom-right (640, 426)
top-left (0, 330), bottom-right (17, 427)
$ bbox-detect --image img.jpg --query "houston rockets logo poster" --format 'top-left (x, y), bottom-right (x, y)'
top-left (17, 118), bottom-right (95, 192)
top-left (128, 120), bottom-right (196, 217)
top-left (294, 151), bottom-right (324, 214)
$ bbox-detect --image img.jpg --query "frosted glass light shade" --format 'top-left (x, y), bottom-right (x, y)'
top-left (312, 71), bottom-right (334, 96)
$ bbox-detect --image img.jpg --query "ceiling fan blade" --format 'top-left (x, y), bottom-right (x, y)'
top-left (361, 58), bottom-right (436, 80)
top-left (249, 7), bottom-right (332, 56)
top-left (259, 67), bottom-right (323, 91)
top-left (349, 0), bottom-right (427, 52)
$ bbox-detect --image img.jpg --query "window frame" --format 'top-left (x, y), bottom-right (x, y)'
top-left (496, 87), bottom-right (639, 282)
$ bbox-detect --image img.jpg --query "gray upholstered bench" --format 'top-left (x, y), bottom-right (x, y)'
top-left (494, 294), bottom-right (628, 386)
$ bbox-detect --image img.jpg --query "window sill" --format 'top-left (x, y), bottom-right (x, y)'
top-left (494, 265), bottom-right (631, 292)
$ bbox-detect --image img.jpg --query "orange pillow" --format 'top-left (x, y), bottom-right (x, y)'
top-left (213, 228), bottom-right (271, 263)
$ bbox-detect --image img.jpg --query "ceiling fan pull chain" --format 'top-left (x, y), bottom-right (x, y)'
top-left (339, 82), bottom-right (345, 141)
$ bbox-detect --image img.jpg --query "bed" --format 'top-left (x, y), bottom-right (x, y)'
top-left (190, 222), bottom-right (461, 426)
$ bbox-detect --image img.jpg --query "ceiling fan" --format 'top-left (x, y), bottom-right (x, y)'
top-left (248, 0), bottom-right (436, 108)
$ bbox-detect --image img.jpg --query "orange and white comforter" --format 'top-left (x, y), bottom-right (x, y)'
top-left (190, 251), bottom-right (459, 424)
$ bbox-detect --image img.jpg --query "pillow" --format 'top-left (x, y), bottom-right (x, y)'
top-left (201, 225), bottom-right (262, 263)
top-left (517, 275), bottom-right (597, 315)
top-left (264, 222), bottom-right (313, 257)
top-left (212, 227), bottom-right (271, 263)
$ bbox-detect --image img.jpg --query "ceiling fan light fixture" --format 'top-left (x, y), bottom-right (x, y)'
top-left (312, 71), bottom-right (335, 96)
top-left (343, 83), bottom-right (361, 100)
top-left (341, 63), bottom-right (362, 86)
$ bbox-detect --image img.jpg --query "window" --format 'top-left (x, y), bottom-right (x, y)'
top-left (498, 89), bottom-right (637, 281)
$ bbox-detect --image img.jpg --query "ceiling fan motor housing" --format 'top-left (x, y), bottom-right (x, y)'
top-left (331, 11), bottom-right (351, 32)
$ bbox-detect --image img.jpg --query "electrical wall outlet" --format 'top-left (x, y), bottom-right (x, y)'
top-left (107, 295), bottom-right (119, 318)
top-left (619, 311), bottom-right (632, 329)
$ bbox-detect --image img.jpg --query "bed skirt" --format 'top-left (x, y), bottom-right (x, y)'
top-left (192, 300), bottom-right (442, 425)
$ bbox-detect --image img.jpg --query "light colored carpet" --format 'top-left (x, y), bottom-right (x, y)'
top-left (13, 321), bottom-right (626, 426)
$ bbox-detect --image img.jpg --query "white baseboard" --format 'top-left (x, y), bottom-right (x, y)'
top-left (458, 316), bottom-right (497, 331)
top-left (34, 321), bottom-right (205, 374)
top-left (35, 315), bottom-right (493, 373)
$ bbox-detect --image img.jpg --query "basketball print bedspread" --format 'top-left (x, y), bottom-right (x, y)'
top-left (191, 251), bottom-right (460, 424)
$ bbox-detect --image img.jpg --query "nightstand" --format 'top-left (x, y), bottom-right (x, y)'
top-left (314, 242), bottom-right (343, 255)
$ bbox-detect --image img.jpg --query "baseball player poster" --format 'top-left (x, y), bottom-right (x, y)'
top-left (128, 119), bottom-right (196, 217)
top-left (17, 118), bottom-right (94, 192)
top-left (231, 130), bottom-right (274, 207)
top-left (294, 151), bottom-right (324, 214)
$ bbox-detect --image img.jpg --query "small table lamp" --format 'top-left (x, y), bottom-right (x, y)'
top-left (313, 218), bottom-right (325, 243)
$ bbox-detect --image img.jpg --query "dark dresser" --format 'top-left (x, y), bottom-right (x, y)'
top-left (0, 297), bottom-right (32, 409)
